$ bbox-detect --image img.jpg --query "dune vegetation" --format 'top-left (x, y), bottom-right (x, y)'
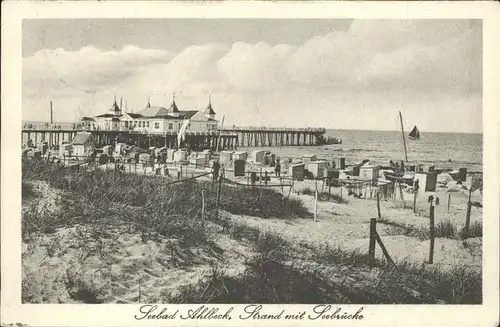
top-left (22, 159), bottom-right (481, 304)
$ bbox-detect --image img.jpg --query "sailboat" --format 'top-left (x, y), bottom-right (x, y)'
top-left (408, 125), bottom-right (420, 140)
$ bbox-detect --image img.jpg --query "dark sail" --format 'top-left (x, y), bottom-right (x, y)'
top-left (409, 126), bottom-right (420, 140)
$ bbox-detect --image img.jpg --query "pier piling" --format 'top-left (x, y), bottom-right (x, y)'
top-left (22, 125), bottom-right (325, 150)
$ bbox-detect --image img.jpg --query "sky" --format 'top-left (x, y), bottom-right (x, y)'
top-left (22, 19), bottom-right (482, 133)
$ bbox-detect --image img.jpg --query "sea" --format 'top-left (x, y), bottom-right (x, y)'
top-left (22, 122), bottom-right (483, 172)
top-left (245, 129), bottom-right (483, 172)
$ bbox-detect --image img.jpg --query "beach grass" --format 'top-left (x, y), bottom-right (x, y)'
top-left (377, 218), bottom-right (429, 241)
top-left (435, 220), bottom-right (458, 239)
top-left (298, 186), bottom-right (348, 204)
top-left (168, 255), bottom-right (343, 304)
top-left (22, 159), bottom-right (308, 222)
top-left (22, 181), bottom-right (36, 200)
top-left (172, 221), bottom-right (482, 304)
top-left (318, 191), bottom-right (349, 204)
top-left (22, 158), bottom-right (481, 305)
top-left (300, 186), bottom-right (315, 196)
top-left (215, 216), bottom-right (481, 304)
top-left (22, 159), bottom-right (309, 303)
top-left (378, 217), bottom-right (482, 242)
top-left (459, 221), bottom-right (483, 239)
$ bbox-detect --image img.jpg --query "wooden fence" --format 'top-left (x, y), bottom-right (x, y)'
top-left (23, 153), bottom-right (482, 266)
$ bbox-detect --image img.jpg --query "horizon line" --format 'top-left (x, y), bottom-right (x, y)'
top-left (21, 120), bottom-right (483, 135)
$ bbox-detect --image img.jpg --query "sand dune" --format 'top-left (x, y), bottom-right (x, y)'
top-left (22, 174), bottom-right (482, 303)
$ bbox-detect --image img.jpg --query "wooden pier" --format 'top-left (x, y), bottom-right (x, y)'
top-left (221, 126), bottom-right (326, 147)
top-left (22, 128), bottom-right (238, 150)
top-left (22, 126), bottom-right (326, 149)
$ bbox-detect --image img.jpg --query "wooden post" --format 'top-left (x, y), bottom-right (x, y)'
top-left (201, 190), bottom-right (206, 226)
top-left (447, 193), bottom-right (451, 211)
top-left (428, 203), bottom-right (435, 264)
top-left (464, 187), bottom-right (472, 239)
top-left (216, 168), bottom-right (223, 216)
top-left (399, 181), bottom-right (406, 207)
top-left (376, 191), bottom-right (381, 220)
top-left (413, 191), bottom-right (417, 213)
top-left (313, 190), bottom-right (318, 222)
top-left (369, 218), bottom-right (377, 259)
top-left (375, 232), bottom-right (394, 265)
top-left (399, 111), bottom-right (408, 162)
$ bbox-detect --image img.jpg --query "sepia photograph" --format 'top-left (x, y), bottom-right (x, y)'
top-left (2, 1), bottom-right (500, 327)
top-left (19, 17), bottom-right (485, 304)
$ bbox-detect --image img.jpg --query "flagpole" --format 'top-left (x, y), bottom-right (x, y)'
top-left (178, 122), bottom-right (182, 150)
top-left (178, 119), bottom-right (190, 150)
top-left (50, 101), bottom-right (54, 125)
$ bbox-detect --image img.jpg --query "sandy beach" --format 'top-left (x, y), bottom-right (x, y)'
top-left (227, 177), bottom-right (482, 268)
top-left (22, 160), bottom-right (482, 304)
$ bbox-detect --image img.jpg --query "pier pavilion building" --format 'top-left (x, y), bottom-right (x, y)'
top-left (22, 95), bottom-right (323, 150)
top-left (87, 95), bottom-right (218, 134)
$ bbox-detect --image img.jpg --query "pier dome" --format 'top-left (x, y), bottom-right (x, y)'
top-left (168, 99), bottom-right (180, 117)
top-left (108, 96), bottom-right (122, 116)
top-left (204, 97), bottom-right (216, 119)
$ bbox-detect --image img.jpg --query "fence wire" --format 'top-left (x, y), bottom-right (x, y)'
top-left (23, 154), bottom-right (482, 271)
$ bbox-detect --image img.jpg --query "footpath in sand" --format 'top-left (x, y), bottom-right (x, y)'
top-left (22, 173), bottom-right (482, 304)
top-left (22, 180), bottom-right (257, 303)
top-left (227, 178), bottom-right (482, 269)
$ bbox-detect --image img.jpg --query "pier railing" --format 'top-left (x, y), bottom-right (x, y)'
top-left (23, 124), bottom-right (325, 133)
top-left (222, 126), bottom-right (326, 133)
top-left (22, 123), bottom-right (326, 147)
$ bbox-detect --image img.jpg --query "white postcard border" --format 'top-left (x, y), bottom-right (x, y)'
top-left (2, 1), bottom-right (499, 327)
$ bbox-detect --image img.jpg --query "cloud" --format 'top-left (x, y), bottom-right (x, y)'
top-left (217, 42), bottom-right (296, 93)
top-left (164, 43), bottom-right (229, 91)
top-left (357, 26), bottom-right (482, 93)
top-left (22, 20), bottom-right (482, 132)
top-left (23, 45), bottom-right (174, 97)
top-left (287, 20), bottom-right (481, 92)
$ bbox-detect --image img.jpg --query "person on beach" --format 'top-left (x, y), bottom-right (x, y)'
top-left (155, 158), bottom-right (161, 175)
top-left (212, 160), bottom-right (221, 182)
top-left (275, 159), bottom-right (281, 178)
top-left (88, 150), bottom-right (96, 167)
